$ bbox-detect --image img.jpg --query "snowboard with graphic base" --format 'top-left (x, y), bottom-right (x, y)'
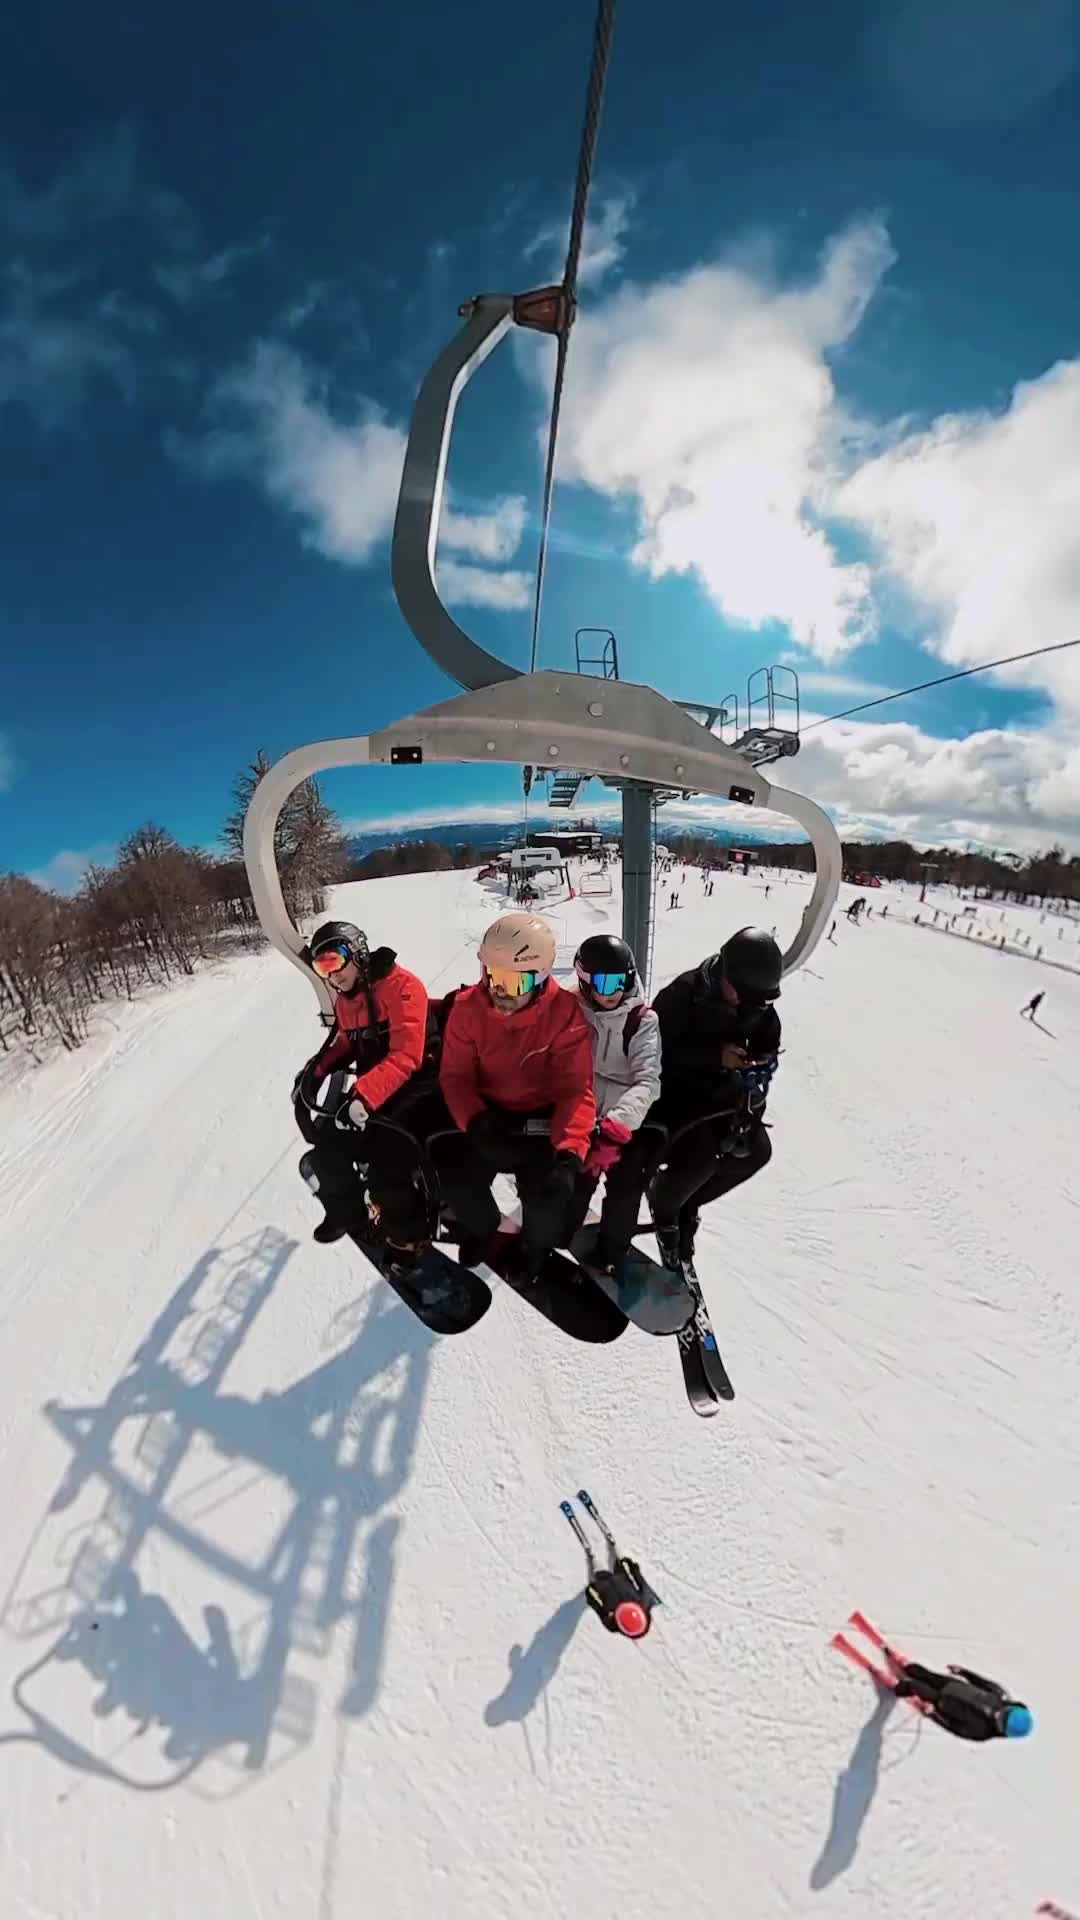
top-left (348, 1229), bottom-right (493, 1335)
top-left (299, 1147), bottom-right (491, 1336)
top-left (570, 1225), bottom-right (695, 1335)
top-left (479, 1230), bottom-right (628, 1345)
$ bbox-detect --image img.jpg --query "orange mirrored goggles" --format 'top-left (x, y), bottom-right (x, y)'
top-left (484, 965), bottom-right (546, 997)
top-left (311, 943), bottom-right (353, 977)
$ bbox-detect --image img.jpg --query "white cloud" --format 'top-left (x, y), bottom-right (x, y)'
top-left (0, 261), bottom-right (137, 427)
top-left (834, 358), bottom-right (1080, 712)
top-left (788, 668), bottom-right (894, 706)
top-left (786, 713), bottom-right (1080, 851)
top-left (523, 191), bottom-right (635, 292)
top-left (179, 340), bottom-right (406, 564)
top-left (0, 125), bottom-right (194, 247)
top-left (28, 843), bottom-right (115, 894)
top-left (180, 345), bottom-right (535, 595)
top-left (553, 216), bottom-right (896, 661)
top-left (436, 560), bottom-right (532, 610)
top-left (441, 495), bottom-right (527, 563)
top-left (0, 127), bottom-right (195, 429)
top-left (437, 492), bottom-right (531, 604)
top-left (154, 235), bottom-right (270, 307)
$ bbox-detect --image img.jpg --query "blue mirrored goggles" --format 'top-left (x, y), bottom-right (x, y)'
top-left (576, 964), bottom-right (629, 996)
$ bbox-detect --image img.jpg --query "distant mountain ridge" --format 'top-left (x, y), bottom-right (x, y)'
top-left (347, 816), bottom-right (777, 860)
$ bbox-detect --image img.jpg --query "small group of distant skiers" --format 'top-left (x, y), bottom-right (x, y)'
top-left (291, 910), bottom-right (781, 1289)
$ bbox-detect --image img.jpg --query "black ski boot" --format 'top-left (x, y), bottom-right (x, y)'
top-left (456, 1231), bottom-right (498, 1271)
top-left (655, 1223), bottom-right (683, 1273)
top-left (313, 1218), bottom-right (349, 1246)
top-left (582, 1233), bottom-right (619, 1277)
top-left (677, 1209), bottom-right (699, 1275)
top-left (384, 1240), bottom-right (428, 1279)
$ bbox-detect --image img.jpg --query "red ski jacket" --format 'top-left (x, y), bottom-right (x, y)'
top-left (439, 978), bottom-right (596, 1161)
top-left (309, 949), bottom-right (428, 1112)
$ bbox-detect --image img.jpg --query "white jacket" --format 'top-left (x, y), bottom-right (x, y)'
top-left (573, 986), bottom-right (663, 1133)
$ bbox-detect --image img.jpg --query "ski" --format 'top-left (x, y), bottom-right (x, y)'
top-left (831, 1611), bottom-right (932, 1714)
top-left (348, 1231), bottom-right (492, 1336)
top-left (480, 1231), bottom-right (628, 1345)
top-left (569, 1227), bottom-right (695, 1335)
top-left (676, 1271), bottom-right (735, 1413)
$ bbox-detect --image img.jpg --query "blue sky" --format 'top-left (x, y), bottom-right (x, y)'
top-left (5, 0), bottom-right (1080, 891)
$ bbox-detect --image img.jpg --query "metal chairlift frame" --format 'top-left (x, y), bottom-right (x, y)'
top-left (244, 290), bottom-right (842, 1019)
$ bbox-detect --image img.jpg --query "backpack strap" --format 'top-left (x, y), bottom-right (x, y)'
top-left (621, 1002), bottom-right (648, 1055)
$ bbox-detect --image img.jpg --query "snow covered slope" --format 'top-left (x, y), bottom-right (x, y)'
top-left (2, 865), bottom-right (1078, 1920)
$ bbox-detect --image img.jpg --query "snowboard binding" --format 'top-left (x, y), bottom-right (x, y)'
top-left (561, 1489), bottom-right (661, 1640)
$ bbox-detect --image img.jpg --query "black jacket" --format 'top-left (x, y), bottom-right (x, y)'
top-left (651, 962), bottom-right (781, 1123)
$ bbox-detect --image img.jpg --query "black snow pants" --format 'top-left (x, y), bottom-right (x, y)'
top-left (651, 1116), bottom-right (772, 1232)
top-left (430, 1122), bottom-right (576, 1262)
top-left (296, 1082), bottom-right (449, 1246)
top-left (566, 1123), bottom-right (667, 1251)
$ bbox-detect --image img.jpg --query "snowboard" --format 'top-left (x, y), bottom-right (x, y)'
top-left (569, 1226), bottom-right (695, 1335)
top-left (480, 1230), bottom-right (628, 1345)
top-left (349, 1230), bottom-right (492, 1336)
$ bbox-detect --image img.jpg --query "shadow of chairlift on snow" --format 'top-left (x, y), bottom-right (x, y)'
top-left (0, 1222), bottom-right (434, 1797)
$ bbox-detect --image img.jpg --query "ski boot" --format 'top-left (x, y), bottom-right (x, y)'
top-left (312, 1217), bottom-right (349, 1246)
top-left (677, 1209), bottom-right (699, 1277)
top-left (580, 1231), bottom-right (620, 1277)
top-left (654, 1222), bottom-right (683, 1273)
top-left (383, 1239), bottom-right (430, 1280)
top-left (561, 1489), bottom-right (661, 1640)
top-left (300, 1152), bottom-right (361, 1246)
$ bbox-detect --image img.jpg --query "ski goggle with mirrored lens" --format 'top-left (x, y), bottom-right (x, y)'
top-left (575, 963), bottom-right (629, 996)
top-left (311, 943), bottom-right (353, 977)
top-left (485, 965), bottom-right (545, 998)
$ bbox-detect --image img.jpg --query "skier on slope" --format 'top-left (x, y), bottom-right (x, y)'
top-left (564, 934), bottom-right (663, 1274)
top-left (292, 920), bottom-right (441, 1267)
top-left (891, 1660), bottom-right (1033, 1742)
top-left (432, 911), bottom-right (595, 1281)
top-left (1020, 990), bottom-right (1045, 1021)
top-left (648, 927), bottom-right (781, 1271)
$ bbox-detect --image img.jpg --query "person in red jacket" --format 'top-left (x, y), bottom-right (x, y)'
top-left (434, 911), bottom-right (595, 1280)
top-left (293, 919), bottom-right (440, 1265)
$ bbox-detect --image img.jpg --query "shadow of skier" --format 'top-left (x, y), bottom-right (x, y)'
top-left (810, 1686), bottom-right (896, 1890)
top-left (484, 1594), bottom-right (586, 1730)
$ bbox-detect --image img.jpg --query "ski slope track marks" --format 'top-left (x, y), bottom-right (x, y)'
top-left (1, 866), bottom-right (1077, 1919)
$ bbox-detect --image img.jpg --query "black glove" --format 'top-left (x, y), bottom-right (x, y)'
top-left (292, 1061), bottom-right (322, 1109)
top-left (542, 1149), bottom-right (583, 1205)
top-left (467, 1109), bottom-right (504, 1151)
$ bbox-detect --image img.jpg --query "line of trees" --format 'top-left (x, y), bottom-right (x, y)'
top-left (8, 771), bottom-right (1079, 1068)
top-left (1, 755), bottom-right (347, 1063)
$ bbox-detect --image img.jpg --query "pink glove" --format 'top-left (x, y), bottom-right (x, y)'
top-left (584, 1115), bottom-right (632, 1177)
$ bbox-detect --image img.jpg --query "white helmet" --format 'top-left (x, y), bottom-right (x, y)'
top-left (479, 911), bottom-right (557, 980)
